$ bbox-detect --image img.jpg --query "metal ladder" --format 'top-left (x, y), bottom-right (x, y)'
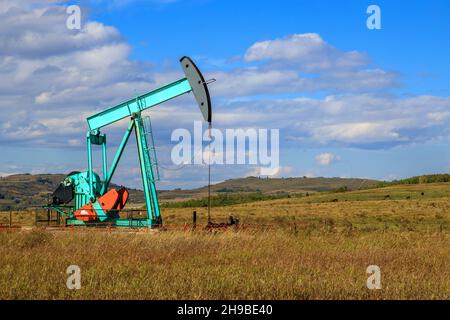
top-left (137, 116), bottom-right (160, 184)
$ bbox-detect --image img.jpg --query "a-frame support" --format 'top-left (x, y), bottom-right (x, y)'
top-left (86, 113), bottom-right (161, 227)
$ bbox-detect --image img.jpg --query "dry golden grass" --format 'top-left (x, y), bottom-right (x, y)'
top-left (160, 197), bottom-right (449, 234)
top-left (0, 183), bottom-right (449, 300)
top-left (0, 228), bottom-right (448, 300)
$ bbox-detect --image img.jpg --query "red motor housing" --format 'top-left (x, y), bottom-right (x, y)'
top-left (74, 188), bottom-right (129, 222)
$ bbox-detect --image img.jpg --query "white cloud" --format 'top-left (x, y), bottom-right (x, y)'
top-left (67, 138), bottom-right (81, 146)
top-left (0, 1), bottom-right (157, 148)
top-left (245, 33), bottom-right (369, 72)
top-left (210, 69), bottom-right (302, 96)
top-left (244, 166), bottom-right (291, 178)
top-left (272, 166), bottom-right (294, 177)
top-left (311, 122), bottom-right (401, 144)
top-left (208, 33), bottom-right (397, 96)
top-left (315, 153), bottom-right (339, 166)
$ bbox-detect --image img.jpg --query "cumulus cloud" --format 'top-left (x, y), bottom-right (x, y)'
top-left (315, 153), bottom-right (339, 166)
top-left (208, 33), bottom-right (397, 96)
top-left (312, 122), bottom-right (401, 144)
top-left (245, 33), bottom-right (369, 71)
top-left (0, 1), bottom-right (159, 148)
top-left (212, 94), bottom-right (450, 148)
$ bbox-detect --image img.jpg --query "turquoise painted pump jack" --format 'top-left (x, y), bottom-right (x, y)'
top-left (46, 57), bottom-right (213, 228)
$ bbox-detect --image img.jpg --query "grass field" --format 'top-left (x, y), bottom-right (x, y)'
top-left (0, 183), bottom-right (449, 299)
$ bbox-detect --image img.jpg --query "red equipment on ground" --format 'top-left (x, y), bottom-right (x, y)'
top-left (74, 188), bottom-right (129, 222)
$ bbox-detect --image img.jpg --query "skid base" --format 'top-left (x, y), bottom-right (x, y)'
top-left (65, 218), bottom-right (162, 228)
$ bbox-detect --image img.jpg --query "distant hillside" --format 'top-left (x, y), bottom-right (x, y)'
top-left (3, 173), bottom-right (449, 211)
top-left (379, 174), bottom-right (450, 186)
top-left (0, 173), bottom-right (379, 211)
top-left (160, 174), bottom-right (450, 208)
top-left (158, 176), bottom-right (379, 200)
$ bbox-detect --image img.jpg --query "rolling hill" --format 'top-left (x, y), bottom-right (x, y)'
top-left (0, 173), bottom-right (379, 211)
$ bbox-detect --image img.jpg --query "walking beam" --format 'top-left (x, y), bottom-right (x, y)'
top-left (87, 78), bottom-right (192, 131)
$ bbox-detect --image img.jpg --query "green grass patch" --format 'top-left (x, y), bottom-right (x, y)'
top-left (161, 192), bottom-right (293, 208)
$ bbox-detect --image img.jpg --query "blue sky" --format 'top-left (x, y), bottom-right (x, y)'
top-left (1, 0), bottom-right (450, 189)
top-left (86, 0), bottom-right (450, 94)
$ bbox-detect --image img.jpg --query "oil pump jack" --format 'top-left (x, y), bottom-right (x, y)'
top-left (45, 57), bottom-right (213, 228)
